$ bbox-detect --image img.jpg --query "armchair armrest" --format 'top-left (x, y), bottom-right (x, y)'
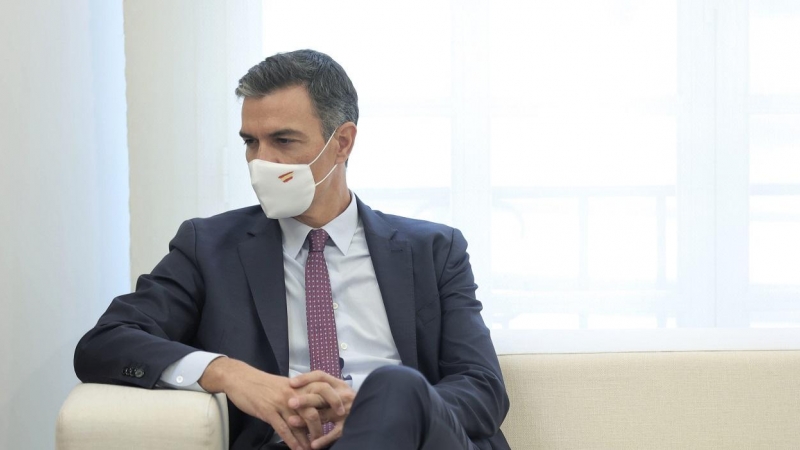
top-left (56, 383), bottom-right (229, 450)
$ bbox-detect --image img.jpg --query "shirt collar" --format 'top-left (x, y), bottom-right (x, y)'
top-left (278, 192), bottom-right (359, 258)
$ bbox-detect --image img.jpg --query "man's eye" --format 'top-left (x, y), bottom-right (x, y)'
top-left (242, 139), bottom-right (255, 147)
top-left (276, 138), bottom-right (292, 145)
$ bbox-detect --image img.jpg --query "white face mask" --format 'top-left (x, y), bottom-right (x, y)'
top-left (248, 131), bottom-right (338, 219)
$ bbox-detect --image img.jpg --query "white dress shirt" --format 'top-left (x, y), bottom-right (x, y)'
top-left (159, 193), bottom-right (401, 393)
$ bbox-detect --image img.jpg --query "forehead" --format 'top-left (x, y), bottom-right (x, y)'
top-left (240, 85), bottom-right (321, 135)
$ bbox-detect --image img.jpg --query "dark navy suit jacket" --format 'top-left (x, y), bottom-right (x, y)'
top-left (75, 197), bottom-right (510, 449)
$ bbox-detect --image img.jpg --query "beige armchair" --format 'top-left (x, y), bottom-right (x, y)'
top-left (58, 351), bottom-right (800, 450)
top-left (57, 383), bottom-right (229, 450)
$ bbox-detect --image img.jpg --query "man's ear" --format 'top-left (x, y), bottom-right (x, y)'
top-left (334, 122), bottom-right (357, 166)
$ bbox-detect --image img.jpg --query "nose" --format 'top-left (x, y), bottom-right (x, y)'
top-left (251, 144), bottom-right (281, 164)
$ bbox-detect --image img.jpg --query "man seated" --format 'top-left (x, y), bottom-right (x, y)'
top-left (74, 49), bottom-right (510, 450)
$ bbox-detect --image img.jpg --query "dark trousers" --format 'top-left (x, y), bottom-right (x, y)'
top-left (333, 365), bottom-right (477, 450)
top-left (264, 365), bottom-right (477, 450)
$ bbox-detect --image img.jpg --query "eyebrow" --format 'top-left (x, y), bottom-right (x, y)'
top-left (238, 129), bottom-right (306, 140)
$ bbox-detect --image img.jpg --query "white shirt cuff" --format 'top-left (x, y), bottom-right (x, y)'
top-left (158, 351), bottom-right (225, 392)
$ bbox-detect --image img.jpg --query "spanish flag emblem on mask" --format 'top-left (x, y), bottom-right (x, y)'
top-left (278, 171), bottom-right (294, 183)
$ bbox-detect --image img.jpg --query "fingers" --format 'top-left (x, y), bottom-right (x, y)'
top-left (286, 414), bottom-right (305, 428)
top-left (293, 383), bottom-right (346, 416)
top-left (289, 425), bottom-right (313, 450)
top-left (310, 421), bottom-right (343, 450)
top-left (220, 368), bottom-right (325, 450)
top-left (288, 393), bottom-right (329, 410)
top-left (300, 406), bottom-right (324, 442)
top-left (265, 412), bottom-right (311, 450)
top-left (287, 409), bottom-right (335, 428)
top-left (289, 370), bottom-right (346, 389)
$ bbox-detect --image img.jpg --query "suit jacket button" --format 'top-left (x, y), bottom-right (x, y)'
top-left (134, 369), bottom-right (144, 378)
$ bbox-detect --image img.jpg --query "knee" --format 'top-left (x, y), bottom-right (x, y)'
top-left (356, 365), bottom-right (432, 428)
top-left (361, 365), bottom-right (430, 405)
top-left (364, 365), bottom-right (428, 390)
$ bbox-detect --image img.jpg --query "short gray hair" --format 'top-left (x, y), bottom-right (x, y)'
top-left (235, 49), bottom-right (359, 139)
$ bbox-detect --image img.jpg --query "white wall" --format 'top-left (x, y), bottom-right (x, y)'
top-left (125, 0), bottom-right (262, 281)
top-left (0, 1), bottom-right (261, 445)
top-left (0, 0), bottom-right (129, 448)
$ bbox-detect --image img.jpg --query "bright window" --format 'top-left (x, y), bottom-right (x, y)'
top-left (241, 0), bottom-right (800, 351)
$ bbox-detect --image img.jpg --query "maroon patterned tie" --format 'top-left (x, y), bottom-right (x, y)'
top-left (305, 229), bottom-right (341, 434)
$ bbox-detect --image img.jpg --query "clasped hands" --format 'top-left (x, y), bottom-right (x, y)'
top-left (285, 370), bottom-right (355, 449)
top-left (199, 357), bottom-right (355, 450)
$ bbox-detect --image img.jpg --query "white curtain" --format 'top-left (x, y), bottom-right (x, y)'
top-left (222, 0), bottom-right (800, 352)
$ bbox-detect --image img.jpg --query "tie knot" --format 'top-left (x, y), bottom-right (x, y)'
top-left (308, 229), bottom-right (329, 253)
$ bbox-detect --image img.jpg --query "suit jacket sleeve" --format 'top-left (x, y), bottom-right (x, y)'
top-left (433, 228), bottom-right (510, 439)
top-left (74, 220), bottom-right (206, 388)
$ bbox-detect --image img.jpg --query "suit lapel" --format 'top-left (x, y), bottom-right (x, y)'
top-left (238, 217), bottom-right (290, 376)
top-left (357, 197), bottom-right (419, 369)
